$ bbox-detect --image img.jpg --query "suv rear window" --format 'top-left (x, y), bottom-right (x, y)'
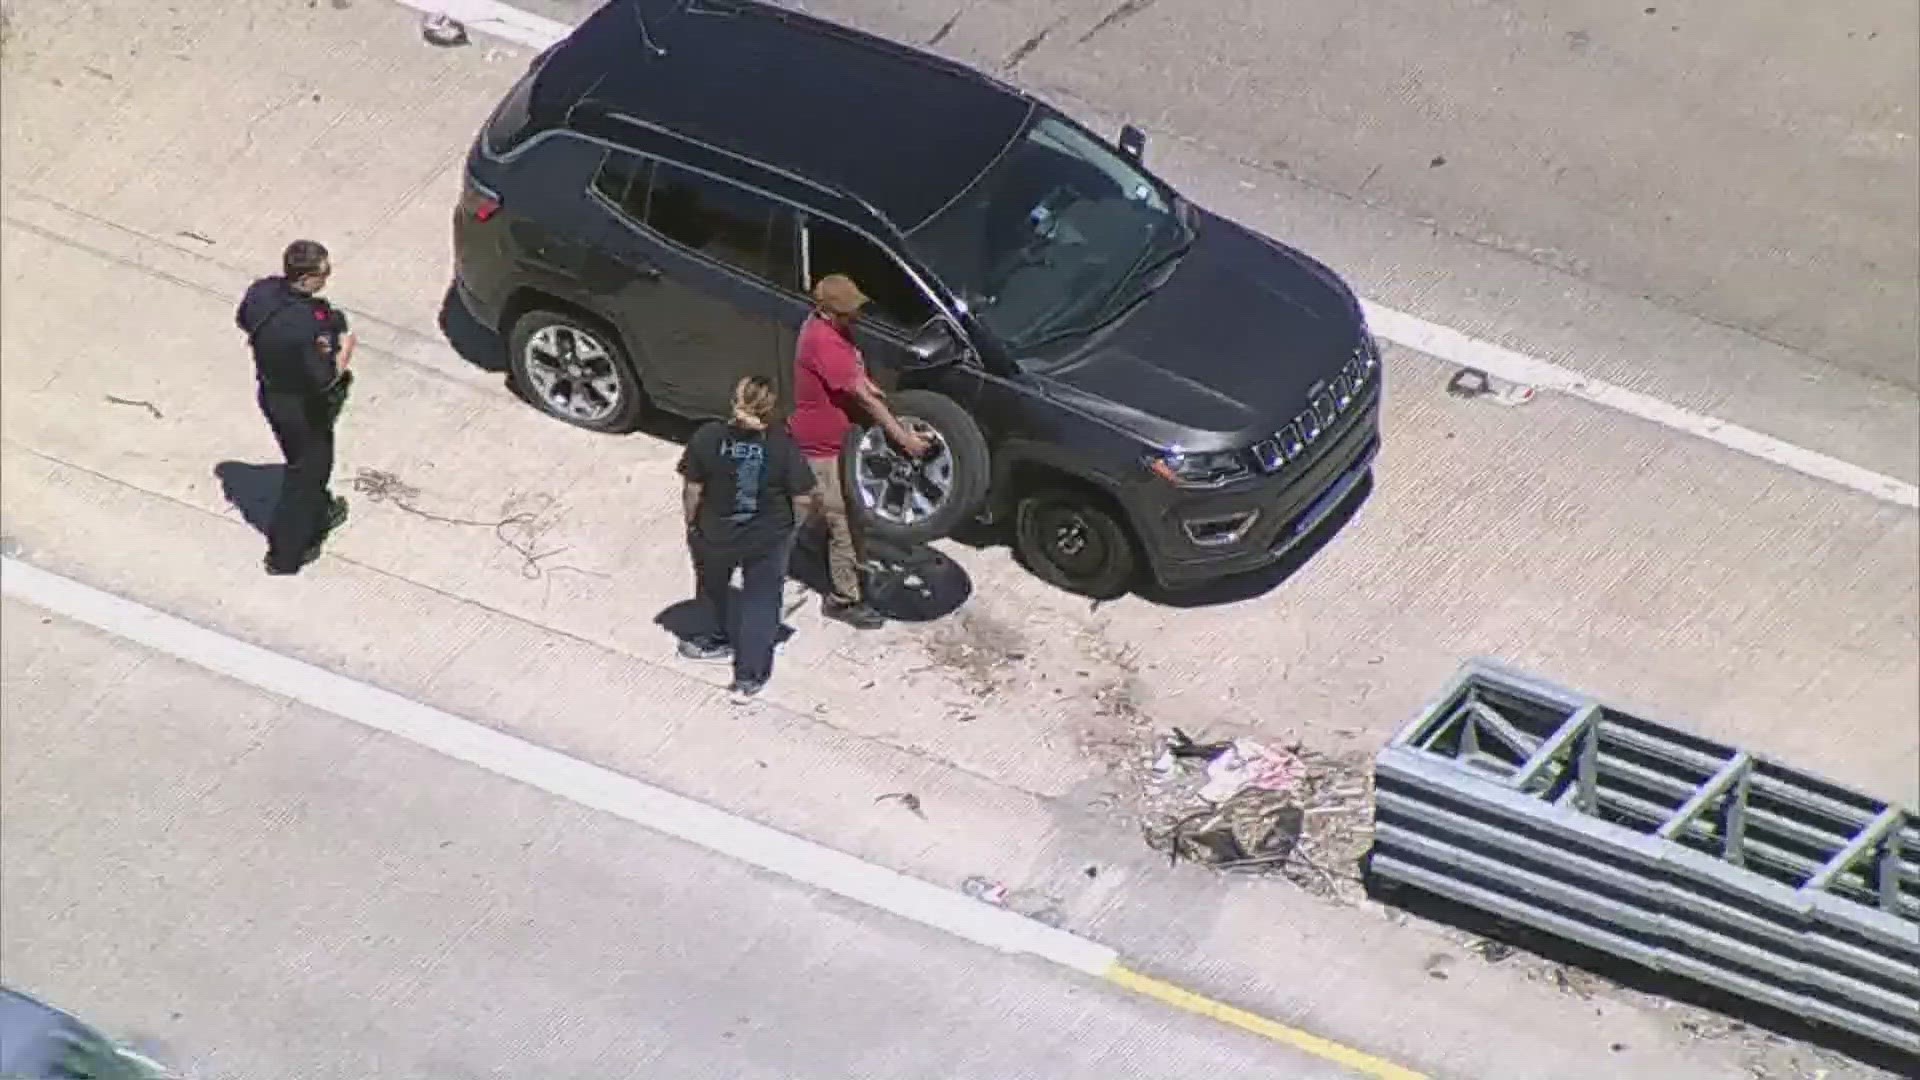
top-left (483, 72), bottom-right (542, 156)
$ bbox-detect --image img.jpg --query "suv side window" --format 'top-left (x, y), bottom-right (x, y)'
top-left (640, 161), bottom-right (798, 288)
top-left (590, 150), bottom-right (652, 218)
top-left (805, 217), bottom-right (936, 333)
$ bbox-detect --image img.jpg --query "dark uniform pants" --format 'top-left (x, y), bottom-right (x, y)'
top-left (258, 386), bottom-right (338, 569)
top-left (693, 529), bottom-right (797, 685)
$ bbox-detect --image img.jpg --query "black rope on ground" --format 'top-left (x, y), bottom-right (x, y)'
top-left (350, 467), bottom-right (605, 582)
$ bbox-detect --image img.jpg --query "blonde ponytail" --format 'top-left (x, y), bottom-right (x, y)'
top-left (730, 375), bottom-right (777, 431)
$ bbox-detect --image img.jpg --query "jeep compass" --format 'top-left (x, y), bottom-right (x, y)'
top-left (453, 0), bottom-right (1382, 598)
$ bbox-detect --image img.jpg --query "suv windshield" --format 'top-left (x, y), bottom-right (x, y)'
top-left (907, 113), bottom-right (1189, 353)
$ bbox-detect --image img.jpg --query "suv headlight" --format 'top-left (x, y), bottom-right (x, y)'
top-left (1147, 448), bottom-right (1250, 488)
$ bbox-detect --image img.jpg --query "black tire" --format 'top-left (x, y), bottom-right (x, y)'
top-left (507, 309), bottom-right (645, 434)
top-left (840, 388), bottom-right (990, 545)
top-left (1012, 487), bottom-right (1141, 600)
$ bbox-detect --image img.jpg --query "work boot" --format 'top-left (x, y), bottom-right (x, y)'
top-left (823, 600), bottom-right (884, 630)
top-left (262, 541), bottom-right (323, 577)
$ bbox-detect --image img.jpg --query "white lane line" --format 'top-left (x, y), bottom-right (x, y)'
top-left (393, 0), bottom-right (1918, 511)
top-left (1362, 304), bottom-right (1918, 509)
top-left (403, 0), bottom-right (571, 44)
top-left (0, 556), bottom-right (1118, 978)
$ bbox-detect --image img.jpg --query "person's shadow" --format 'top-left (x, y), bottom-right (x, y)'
top-left (214, 461), bottom-right (283, 535)
top-left (653, 525), bottom-right (974, 649)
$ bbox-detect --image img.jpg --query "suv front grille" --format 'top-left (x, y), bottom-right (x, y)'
top-left (1251, 340), bottom-right (1378, 474)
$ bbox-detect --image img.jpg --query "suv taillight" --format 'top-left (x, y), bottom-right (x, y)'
top-left (461, 177), bottom-right (502, 223)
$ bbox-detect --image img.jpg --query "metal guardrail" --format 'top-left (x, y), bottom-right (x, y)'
top-left (1369, 661), bottom-right (1920, 1055)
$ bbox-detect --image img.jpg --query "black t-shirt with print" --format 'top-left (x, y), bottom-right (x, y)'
top-left (677, 420), bottom-right (816, 560)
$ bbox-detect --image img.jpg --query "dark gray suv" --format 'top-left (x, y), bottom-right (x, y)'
top-left (453, 0), bottom-right (1381, 598)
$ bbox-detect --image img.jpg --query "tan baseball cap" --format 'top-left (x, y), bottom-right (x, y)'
top-left (812, 273), bottom-right (870, 317)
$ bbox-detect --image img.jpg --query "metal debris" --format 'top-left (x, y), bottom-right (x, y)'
top-left (1446, 366), bottom-right (1536, 406)
top-left (421, 13), bottom-right (469, 47)
top-left (874, 792), bottom-right (924, 818)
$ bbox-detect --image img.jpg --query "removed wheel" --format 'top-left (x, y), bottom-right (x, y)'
top-left (842, 388), bottom-right (989, 545)
top-left (507, 310), bottom-right (645, 433)
top-left (1013, 487), bottom-right (1140, 600)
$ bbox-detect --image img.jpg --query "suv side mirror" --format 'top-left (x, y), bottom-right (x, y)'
top-left (905, 320), bottom-right (965, 369)
top-left (1118, 124), bottom-right (1147, 162)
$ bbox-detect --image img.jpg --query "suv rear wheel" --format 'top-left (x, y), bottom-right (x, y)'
top-left (842, 389), bottom-right (989, 546)
top-left (508, 310), bottom-right (645, 433)
top-left (1013, 487), bottom-right (1140, 599)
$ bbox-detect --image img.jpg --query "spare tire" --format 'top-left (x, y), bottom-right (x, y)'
top-left (840, 388), bottom-right (990, 546)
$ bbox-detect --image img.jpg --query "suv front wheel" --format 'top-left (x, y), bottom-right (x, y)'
top-left (507, 310), bottom-right (646, 433)
top-left (1013, 488), bottom-right (1140, 600)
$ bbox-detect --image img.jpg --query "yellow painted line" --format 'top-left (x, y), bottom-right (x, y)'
top-left (1104, 963), bottom-right (1430, 1080)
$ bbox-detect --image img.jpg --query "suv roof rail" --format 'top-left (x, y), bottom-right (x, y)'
top-left (591, 107), bottom-right (905, 237)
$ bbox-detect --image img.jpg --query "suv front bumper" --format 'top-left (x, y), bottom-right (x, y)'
top-left (1134, 390), bottom-right (1381, 591)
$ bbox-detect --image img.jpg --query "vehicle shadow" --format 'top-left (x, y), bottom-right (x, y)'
top-left (1358, 858), bottom-right (1912, 1074)
top-left (438, 283), bottom-right (507, 374)
top-left (950, 470), bottom-right (1374, 609)
top-left (214, 460), bottom-right (282, 535)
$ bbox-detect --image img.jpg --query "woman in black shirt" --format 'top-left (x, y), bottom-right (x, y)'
top-left (676, 376), bottom-right (819, 700)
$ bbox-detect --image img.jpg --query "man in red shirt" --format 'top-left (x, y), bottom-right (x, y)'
top-left (789, 273), bottom-right (928, 629)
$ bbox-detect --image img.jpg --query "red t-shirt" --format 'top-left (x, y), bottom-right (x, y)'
top-left (789, 314), bottom-right (865, 460)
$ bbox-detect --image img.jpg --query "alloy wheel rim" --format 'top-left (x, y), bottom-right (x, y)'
top-left (524, 324), bottom-right (622, 423)
top-left (852, 420), bottom-right (952, 527)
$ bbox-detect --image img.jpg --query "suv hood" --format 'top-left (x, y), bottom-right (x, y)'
top-left (1034, 211), bottom-right (1364, 450)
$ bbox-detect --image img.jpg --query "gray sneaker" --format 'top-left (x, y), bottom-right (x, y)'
top-left (678, 635), bottom-right (732, 662)
top-left (728, 678), bottom-right (765, 703)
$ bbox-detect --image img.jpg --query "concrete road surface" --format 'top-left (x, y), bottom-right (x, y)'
top-left (0, 0), bottom-right (1910, 1078)
top-left (0, 597), bottom-right (1346, 1080)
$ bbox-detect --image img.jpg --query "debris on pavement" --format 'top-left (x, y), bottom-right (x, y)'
top-left (103, 395), bottom-right (163, 419)
top-left (961, 875), bottom-right (1009, 905)
top-left (1196, 738), bottom-right (1303, 802)
top-left (1446, 366), bottom-right (1537, 407)
top-left (352, 467), bottom-right (605, 584)
top-left (874, 791), bottom-right (924, 818)
top-left (1140, 728), bottom-right (1376, 901)
top-left (1470, 939), bottom-right (1516, 962)
top-left (420, 13), bottom-right (469, 47)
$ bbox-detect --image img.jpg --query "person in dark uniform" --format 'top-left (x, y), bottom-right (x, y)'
top-left (235, 239), bottom-right (355, 576)
top-left (677, 375), bottom-right (818, 701)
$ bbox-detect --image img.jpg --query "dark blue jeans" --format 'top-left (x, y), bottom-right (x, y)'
top-left (693, 529), bottom-right (797, 685)
top-left (257, 386), bottom-right (337, 569)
